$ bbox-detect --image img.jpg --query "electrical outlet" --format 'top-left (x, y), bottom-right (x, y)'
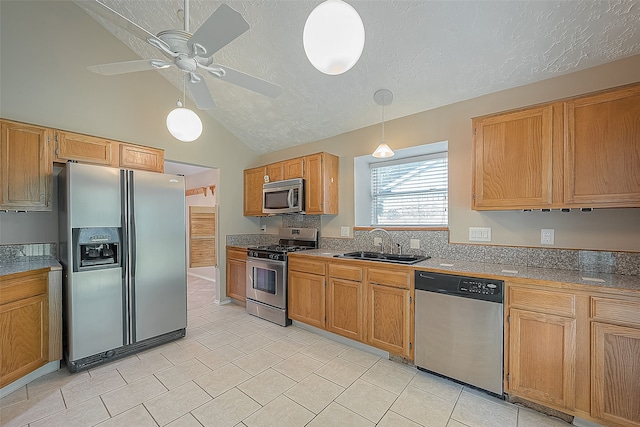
top-left (340, 226), bottom-right (350, 237)
top-left (373, 237), bottom-right (383, 247)
top-left (410, 239), bottom-right (420, 249)
top-left (469, 227), bottom-right (491, 242)
top-left (541, 229), bottom-right (555, 245)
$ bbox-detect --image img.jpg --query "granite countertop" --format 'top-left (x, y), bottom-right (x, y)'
top-left (0, 256), bottom-right (62, 277)
top-left (291, 249), bottom-right (640, 294)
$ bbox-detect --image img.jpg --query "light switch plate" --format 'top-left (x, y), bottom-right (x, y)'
top-left (410, 239), bottom-right (420, 249)
top-left (373, 237), bottom-right (383, 246)
top-left (469, 227), bottom-right (491, 242)
top-left (340, 226), bottom-right (350, 237)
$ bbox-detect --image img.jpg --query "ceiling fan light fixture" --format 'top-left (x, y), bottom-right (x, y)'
top-left (166, 101), bottom-right (202, 142)
top-left (303, 0), bottom-right (365, 75)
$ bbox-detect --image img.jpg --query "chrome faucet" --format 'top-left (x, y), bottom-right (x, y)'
top-left (369, 228), bottom-right (394, 254)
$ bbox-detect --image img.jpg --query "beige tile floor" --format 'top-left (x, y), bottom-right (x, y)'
top-left (0, 276), bottom-right (573, 427)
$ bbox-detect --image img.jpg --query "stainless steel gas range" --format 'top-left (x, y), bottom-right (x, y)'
top-left (246, 228), bottom-right (318, 326)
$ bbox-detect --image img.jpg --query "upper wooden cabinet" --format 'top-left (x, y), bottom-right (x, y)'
top-left (564, 85), bottom-right (640, 207)
top-left (119, 143), bottom-right (164, 173)
top-left (55, 131), bottom-right (115, 166)
top-left (243, 152), bottom-right (339, 216)
top-left (265, 162), bottom-right (284, 183)
top-left (54, 128), bottom-right (164, 173)
top-left (243, 166), bottom-right (266, 216)
top-left (0, 120), bottom-right (53, 211)
top-left (473, 106), bottom-right (554, 209)
top-left (304, 152), bottom-right (339, 215)
top-left (473, 83), bottom-right (640, 210)
top-left (283, 157), bottom-right (304, 179)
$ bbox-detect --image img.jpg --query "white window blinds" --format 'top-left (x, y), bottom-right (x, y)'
top-left (370, 153), bottom-right (448, 226)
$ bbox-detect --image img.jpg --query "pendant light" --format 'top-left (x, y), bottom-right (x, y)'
top-left (166, 74), bottom-right (202, 142)
top-left (303, 0), bottom-right (365, 75)
top-left (372, 89), bottom-right (394, 158)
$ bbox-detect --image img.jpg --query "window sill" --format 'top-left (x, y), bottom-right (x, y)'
top-left (354, 226), bottom-right (449, 231)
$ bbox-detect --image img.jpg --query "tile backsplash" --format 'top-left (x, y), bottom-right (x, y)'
top-left (227, 228), bottom-right (639, 276)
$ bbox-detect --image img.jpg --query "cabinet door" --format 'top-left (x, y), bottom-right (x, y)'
top-left (366, 283), bottom-right (411, 357)
top-left (0, 294), bottom-right (48, 388)
top-left (55, 131), bottom-right (115, 166)
top-left (304, 153), bottom-right (324, 214)
top-left (288, 270), bottom-right (325, 329)
top-left (591, 322), bottom-right (640, 427)
top-left (508, 308), bottom-right (576, 410)
top-left (119, 143), bottom-right (164, 173)
top-left (266, 162), bottom-right (284, 182)
top-left (472, 106), bottom-right (554, 209)
top-left (0, 121), bottom-right (52, 211)
top-left (244, 166), bottom-right (266, 216)
top-left (226, 257), bottom-right (247, 302)
top-left (326, 278), bottom-right (363, 341)
top-left (565, 85), bottom-right (640, 207)
top-left (283, 157), bottom-right (304, 179)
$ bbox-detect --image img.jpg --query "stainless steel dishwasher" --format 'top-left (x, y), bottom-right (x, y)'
top-left (414, 270), bottom-right (504, 397)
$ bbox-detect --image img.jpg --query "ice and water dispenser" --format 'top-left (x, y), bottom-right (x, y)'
top-left (72, 227), bottom-right (121, 271)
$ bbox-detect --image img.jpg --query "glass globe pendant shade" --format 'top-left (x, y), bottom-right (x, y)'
top-left (166, 104), bottom-right (202, 142)
top-left (303, 0), bottom-right (365, 75)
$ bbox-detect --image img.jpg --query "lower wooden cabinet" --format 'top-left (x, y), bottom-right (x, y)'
top-left (506, 283), bottom-right (640, 427)
top-left (508, 308), bottom-right (576, 410)
top-left (0, 270), bottom-right (49, 388)
top-left (590, 296), bottom-right (640, 427)
top-left (226, 247), bottom-right (247, 302)
top-left (366, 282), bottom-right (411, 357)
top-left (326, 263), bottom-right (364, 341)
top-left (288, 270), bottom-right (326, 329)
top-left (288, 255), bottom-right (413, 358)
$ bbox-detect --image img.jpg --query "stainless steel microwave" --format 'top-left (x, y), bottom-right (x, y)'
top-left (263, 178), bottom-right (305, 214)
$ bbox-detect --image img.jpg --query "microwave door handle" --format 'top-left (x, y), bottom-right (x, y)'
top-left (287, 188), bottom-right (294, 208)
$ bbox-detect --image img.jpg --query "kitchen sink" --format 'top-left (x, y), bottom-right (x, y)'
top-left (334, 251), bottom-right (430, 265)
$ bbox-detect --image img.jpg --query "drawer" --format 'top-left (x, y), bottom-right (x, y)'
top-left (367, 267), bottom-right (411, 289)
top-left (0, 271), bottom-right (48, 305)
top-left (591, 297), bottom-right (640, 326)
top-left (289, 257), bottom-right (326, 276)
top-left (226, 247), bottom-right (247, 261)
top-left (328, 263), bottom-right (363, 281)
top-left (509, 286), bottom-right (575, 316)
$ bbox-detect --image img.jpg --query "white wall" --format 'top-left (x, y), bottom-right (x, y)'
top-left (0, 1), bottom-right (262, 300)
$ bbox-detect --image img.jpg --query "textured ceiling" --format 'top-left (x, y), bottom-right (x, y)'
top-left (75, 0), bottom-right (640, 154)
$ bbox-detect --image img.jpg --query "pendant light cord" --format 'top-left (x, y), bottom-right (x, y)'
top-left (381, 104), bottom-right (385, 142)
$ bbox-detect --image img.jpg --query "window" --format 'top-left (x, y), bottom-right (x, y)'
top-left (370, 152), bottom-right (448, 226)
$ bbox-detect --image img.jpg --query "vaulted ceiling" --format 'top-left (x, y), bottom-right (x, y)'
top-left (75, 0), bottom-right (640, 154)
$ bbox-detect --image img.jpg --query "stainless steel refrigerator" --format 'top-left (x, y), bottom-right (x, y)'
top-left (59, 162), bottom-right (186, 372)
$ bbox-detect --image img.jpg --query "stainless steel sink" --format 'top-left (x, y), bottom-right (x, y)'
top-left (334, 251), bottom-right (430, 265)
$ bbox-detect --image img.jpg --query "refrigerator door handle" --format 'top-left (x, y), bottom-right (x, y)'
top-left (121, 169), bottom-right (130, 345)
top-left (128, 170), bottom-right (137, 342)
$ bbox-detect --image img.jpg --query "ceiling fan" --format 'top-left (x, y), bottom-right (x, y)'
top-left (75, 0), bottom-right (282, 110)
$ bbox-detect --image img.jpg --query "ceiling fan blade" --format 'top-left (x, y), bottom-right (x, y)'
top-left (87, 59), bottom-right (172, 76)
top-left (188, 4), bottom-right (250, 58)
top-left (207, 64), bottom-right (282, 98)
top-left (73, 0), bottom-right (170, 51)
top-left (185, 73), bottom-right (216, 110)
